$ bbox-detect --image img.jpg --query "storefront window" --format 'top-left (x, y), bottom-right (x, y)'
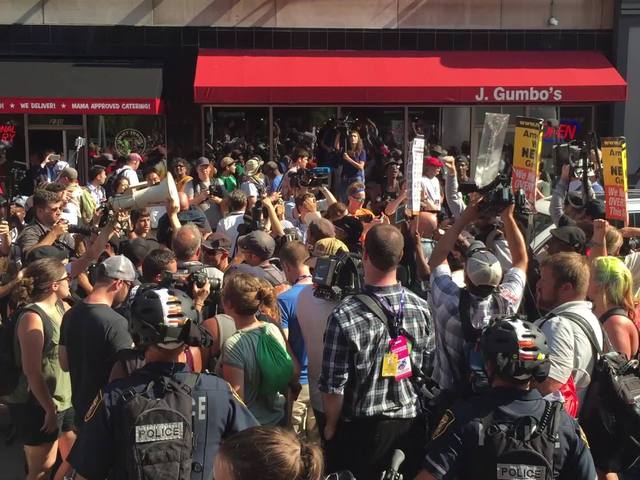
top-left (409, 108), bottom-right (440, 146)
top-left (441, 107), bottom-right (471, 156)
top-left (273, 107), bottom-right (337, 162)
top-left (340, 107), bottom-right (404, 167)
top-left (0, 114), bottom-right (26, 196)
top-left (204, 107), bottom-right (269, 162)
top-left (87, 115), bottom-right (165, 161)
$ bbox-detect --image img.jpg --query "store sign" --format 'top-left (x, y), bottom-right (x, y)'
top-left (115, 128), bottom-right (147, 156)
top-left (0, 124), bottom-right (17, 146)
top-left (474, 87), bottom-right (563, 103)
top-left (602, 137), bottom-right (628, 225)
top-left (512, 117), bottom-right (544, 209)
top-left (542, 121), bottom-right (580, 143)
top-left (0, 97), bottom-right (162, 115)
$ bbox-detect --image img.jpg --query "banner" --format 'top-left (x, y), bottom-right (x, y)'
top-left (0, 97), bottom-right (163, 115)
top-left (602, 137), bottom-right (628, 225)
top-left (407, 136), bottom-right (425, 214)
top-left (512, 116), bottom-right (544, 208)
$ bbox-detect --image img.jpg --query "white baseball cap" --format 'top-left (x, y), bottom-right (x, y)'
top-left (465, 241), bottom-right (502, 288)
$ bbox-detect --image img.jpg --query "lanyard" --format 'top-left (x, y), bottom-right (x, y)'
top-left (370, 288), bottom-right (405, 336)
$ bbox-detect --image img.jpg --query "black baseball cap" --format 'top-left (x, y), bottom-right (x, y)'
top-left (550, 226), bottom-right (587, 252)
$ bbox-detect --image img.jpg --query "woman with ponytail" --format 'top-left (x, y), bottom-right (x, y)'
top-left (219, 273), bottom-right (296, 426)
top-left (6, 258), bottom-right (75, 480)
top-left (214, 426), bottom-right (323, 480)
top-left (589, 256), bottom-right (639, 359)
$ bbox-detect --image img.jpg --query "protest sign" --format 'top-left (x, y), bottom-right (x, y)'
top-left (602, 137), bottom-right (628, 225)
top-left (407, 135), bottom-right (425, 214)
top-left (512, 117), bottom-right (544, 208)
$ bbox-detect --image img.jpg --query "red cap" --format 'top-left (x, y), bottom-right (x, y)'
top-left (424, 156), bottom-right (444, 168)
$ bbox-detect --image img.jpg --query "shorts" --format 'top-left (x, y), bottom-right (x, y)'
top-left (7, 403), bottom-right (75, 446)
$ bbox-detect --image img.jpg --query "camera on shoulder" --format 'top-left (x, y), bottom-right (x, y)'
top-left (312, 252), bottom-right (364, 301)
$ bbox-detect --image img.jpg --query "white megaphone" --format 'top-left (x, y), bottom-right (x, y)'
top-left (110, 172), bottom-right (179, 212)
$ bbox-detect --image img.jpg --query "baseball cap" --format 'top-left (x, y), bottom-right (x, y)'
top-left (550, 226), bottom-right (587, 252)
top-left (202, 235), bottom-right (232, 253)
top-left (424, 156), bottom-right (444, 168)
top-left (585, 199), bottom-right (605, 220)
top-left (465, 241), bottom-right (502, 289)
top-left (220, 157), bottom-right (236, 169)
top-left (59, 167), bottom-right (78, 181)
top-left (97, 255), bottom-right (137, 282)
top-left (120, 238), bottom-right (161, 267)
top-left (430, 145), bottom-right (448, 158)
top-left (245, 157), bottom-right (264, 177)
top-left (195, 156), bottom-right (210, 167)
top-left (306, 237), bottom-right (349, 268)
top-left (237, 230), bottom-right (276, 260)
top-left (26, 246), bottom-right (68, 265)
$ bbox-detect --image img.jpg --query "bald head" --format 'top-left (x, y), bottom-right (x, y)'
top-left (178, 192), bottom-right (189, 211)
top-left (412, 211), bottom-right (438, 238)
top-left (172, 223), bottom-right (202, 262)
top-left (364, 224), bottom-right (404, 272)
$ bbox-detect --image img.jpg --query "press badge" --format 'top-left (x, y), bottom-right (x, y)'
top-left (381, 335), bottom-right (412, 381)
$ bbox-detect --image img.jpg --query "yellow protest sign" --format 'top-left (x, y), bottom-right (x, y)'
top-left (602, 137), bottom-right (628, 225)
top-left (512, 117), bottom-right (544, 208)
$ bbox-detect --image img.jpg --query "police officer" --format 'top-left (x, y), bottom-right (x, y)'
top-left (68, 285), bottom-right (258, 480)
top-left (416, 317), bottom-right (596, 480)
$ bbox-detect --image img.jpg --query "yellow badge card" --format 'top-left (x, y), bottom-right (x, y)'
top-left (381, 352), bottom-right (398, 377)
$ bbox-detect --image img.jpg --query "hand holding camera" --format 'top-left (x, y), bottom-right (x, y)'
top-left (52, 220), bottom-right (69, 237)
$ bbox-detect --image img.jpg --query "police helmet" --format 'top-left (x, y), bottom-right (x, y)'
top-left (130, 286), bottom-right (202, 349)
top-left (479, 316), bottom-right (550, 383)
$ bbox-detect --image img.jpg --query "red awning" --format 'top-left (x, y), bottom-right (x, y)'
top-left (0, 62), bottom-right (163, 115)
top-left (194, 50), bottom-right (627, 105)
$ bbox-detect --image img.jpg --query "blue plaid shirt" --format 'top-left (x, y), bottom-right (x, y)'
top-left (319, 283), bottom-right (434, 419)
top-left (429, 264), bottom-right (526, 391)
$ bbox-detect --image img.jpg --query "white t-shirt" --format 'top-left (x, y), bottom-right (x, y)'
top-left (295, 285), bottom-right (340, 412)
top-left (535, 301), bottom-right (603, 395)
top-left (420, 176), bottom-right (441, 210)
top-left (115, 165), bottom-right (140, 187)
top-left (216, 212), bottom-right (245, 254)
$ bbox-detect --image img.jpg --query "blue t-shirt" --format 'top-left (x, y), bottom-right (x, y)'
top-left (270, 174), bottom-right (283, 194)
top-left (341, 149), bottom-right (366, 179)
top-left (277, 284), bottom-right (308, 385)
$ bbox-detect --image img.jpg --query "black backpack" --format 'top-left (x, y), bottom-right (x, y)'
top-left (470, 401), bottom-right (564, 480)
top-left (561, 311), bottom-right (640, 472)
top-left (119, 373), bottom-right (200, 480)
top-left (0, 304), bottom-right (53, 397)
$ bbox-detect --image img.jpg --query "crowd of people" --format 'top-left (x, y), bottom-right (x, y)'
top-left (0, 135), bottom-right (638, 480)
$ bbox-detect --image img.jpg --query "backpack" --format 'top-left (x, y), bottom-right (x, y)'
top-left (119, 372), bottom-right (199, 480)
top-left (0, 304), bottom-right (53, 397)
top-left (78, 187), bottom-right (97, 226)
top-left (256, 325), bottom-right (293, 396)
top-left (563, 311), bottom-right (640, 472)
top-left (470, 401), bottom-right (564, 480)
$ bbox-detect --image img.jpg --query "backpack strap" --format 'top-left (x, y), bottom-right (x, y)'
top-left (556, 311), bottom-right (611, 355)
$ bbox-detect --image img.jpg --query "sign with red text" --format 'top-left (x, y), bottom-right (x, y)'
top-left (0, 97), bottom-right (162, 115)
top-left (602, 137), bottom-right (628, 225)
top-left (512, 117), bottom-right (544, 209)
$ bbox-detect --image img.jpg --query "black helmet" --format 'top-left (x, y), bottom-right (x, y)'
top-left (130, 286), bottom-right (202, 348)
top-left (479, 316), bottom-right (550, 382)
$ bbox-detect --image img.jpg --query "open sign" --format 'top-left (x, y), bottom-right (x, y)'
top-left (542, 121), bottom-right (581, 143)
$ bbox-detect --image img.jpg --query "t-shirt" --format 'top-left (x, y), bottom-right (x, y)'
top-left (240, 178), bottom-right (264, 199)
top-left (625, 251), bottom-right (640, 298)
top-left (115, 165), bottom-right (139, 187)
top-left (295, 285), bottom-right (339, 412)
top-left (277, 284), bottom-right (309, 385)
top-left (535, 301), bottom-right (603, 400)
top-left (216, 212), bottom-right (245, 254)
top-left (420, 176), bottom-right (441, 211)
top-left (221, 322), bottom-right (286, 426)
top-left (60, 301), bottom-right (133, 425)
top-left (220, 175), bottom-right (237, 193)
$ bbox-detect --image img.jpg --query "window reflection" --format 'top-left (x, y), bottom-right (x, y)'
top-left (273, 107), bottom-right (337, 163)
top-left (204, 107), bottom-right (269, 162)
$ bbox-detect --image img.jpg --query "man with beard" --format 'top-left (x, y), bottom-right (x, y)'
top-left (59, 255), bottom-right (136, 426)
top-left (534, 252), bottom-right (603, 408)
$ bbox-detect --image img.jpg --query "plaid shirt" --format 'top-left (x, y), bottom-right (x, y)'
top-left (429, 264), bottom-right (526, 391)
top-left (319, 283), bottom-right (433, 419)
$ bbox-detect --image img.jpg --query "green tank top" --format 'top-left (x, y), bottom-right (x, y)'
top-left (7, 302), bottom-right (72, 411)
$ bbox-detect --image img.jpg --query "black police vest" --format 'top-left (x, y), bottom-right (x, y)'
top-left (466, 401), bottom-right (563, 480)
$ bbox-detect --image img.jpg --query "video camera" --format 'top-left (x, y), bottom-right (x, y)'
top-left (458, 169), bottom-right (527, 218)
top-left (160, 269), bottom-right (222, 295)
top-left (553, 140), bottom-right (593, 179)
top-left (312, 252), bottom-right (364, 301)
top-left (289, 167), bottom-right (331, 189)
top-left (209, 184), bottom-right (225, 198)
top-left (237, 199), bottom-right (267, 236)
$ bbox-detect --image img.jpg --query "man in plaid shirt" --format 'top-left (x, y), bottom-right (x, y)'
top-left (320, 224), bottom-right (433, 479)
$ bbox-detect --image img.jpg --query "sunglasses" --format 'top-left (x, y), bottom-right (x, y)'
top-left (351, 196), bottom-right (366, 203)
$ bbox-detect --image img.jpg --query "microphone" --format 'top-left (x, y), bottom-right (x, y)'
top-left (380, 449), bottom-right (405, 480)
